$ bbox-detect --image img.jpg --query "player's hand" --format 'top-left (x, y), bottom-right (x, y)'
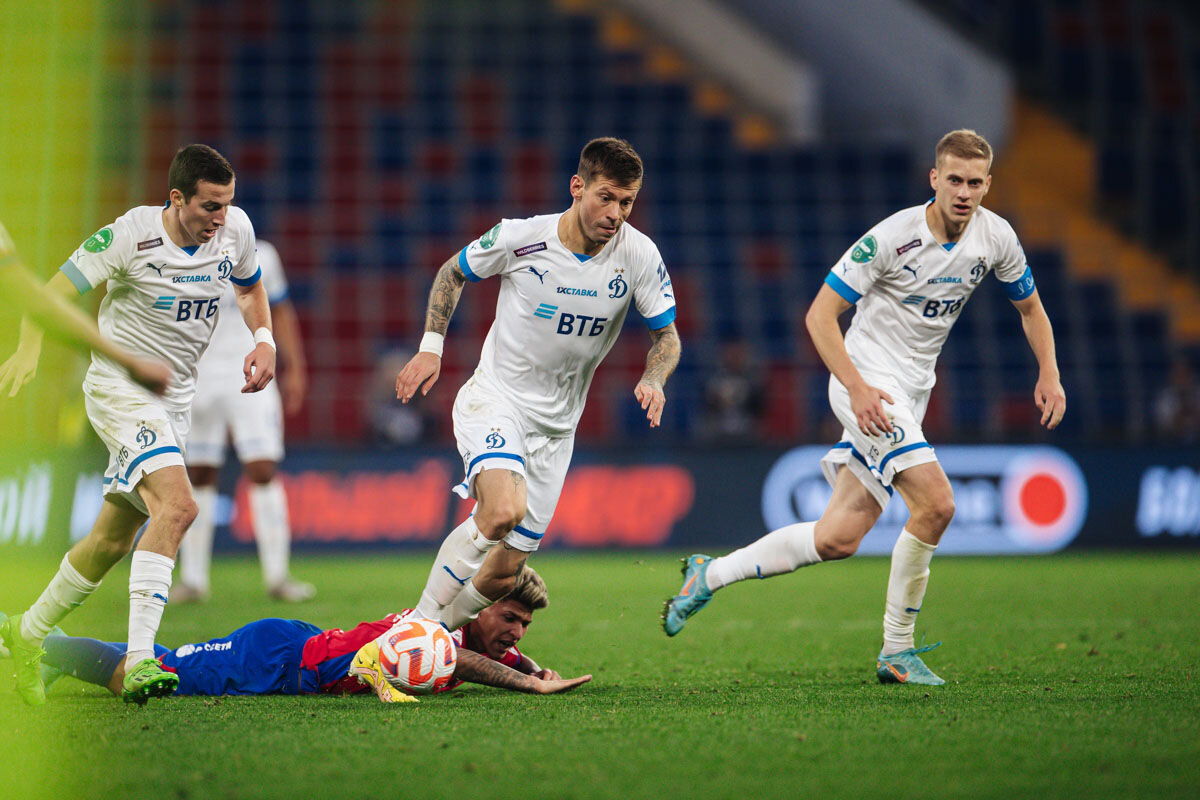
top-left (125, 355), bottom-right (171, 396)
top-left (532, 668), bottom-right (562, 681)
top-left (1034, 374), bottom-right (1066, 429)
top-left (281, 365), bottom-right (308, 415)
top-left (849, 381), bottom-right (895, 437)
top-left (241, 342), bottom-right (276, 393)
top-left (531, 672), bottom-right (592, 695)
top-left (0, 347), bottom-right (40, 398)
top-left (634, 380), bottom-right (666, 427)
top-left (395, 352), bottom-right (440, 403)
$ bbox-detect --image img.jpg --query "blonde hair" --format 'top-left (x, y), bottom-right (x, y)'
top-left (935, 129), bottom-right (993, 171)
top-left (507, 565), bottom-right (549, 611)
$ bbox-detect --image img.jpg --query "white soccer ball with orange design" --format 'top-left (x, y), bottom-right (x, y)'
top-left (376, 618), bottom-right (458, 695)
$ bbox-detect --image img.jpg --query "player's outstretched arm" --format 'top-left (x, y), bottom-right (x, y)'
top-left (234, 280), bottom-right (276, 393)
top-left (805, 284), bottom-right (895, 436)
top-left (454, 648), bottom-right (591, 694)
top-left (395, 255), bottom-right (467, 403)
top-left (1011, 290), bottom-right (1066, 429)
top-left (634, 322), bottom-right (681, 427)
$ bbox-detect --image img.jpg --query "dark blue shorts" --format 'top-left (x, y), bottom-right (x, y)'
top-left (158, 618), bottom-right (323, 696)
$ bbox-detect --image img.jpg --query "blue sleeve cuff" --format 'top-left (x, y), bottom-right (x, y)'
top-left (825, 271), bottom-right (862, 303)
top-left (1003, 265), bottom-right (1036, 301)
top-left (644, 306), bottom-right (676, 330)
top-left (458, 248), bottom-right (481, 282)
top-left (231, 266), bottom-right (261, 286)
top-left (60, 259), bottom-right (92, 294)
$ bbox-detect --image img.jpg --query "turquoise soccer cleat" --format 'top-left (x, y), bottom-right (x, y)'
top-left (0, 612), bottom-right (47, 706)
top-left (876, 641), bottom-right (945, 686)
top-left (121, 658), bottom-right (179, 705)
top-left (662, 554), bottom-right (715, 637)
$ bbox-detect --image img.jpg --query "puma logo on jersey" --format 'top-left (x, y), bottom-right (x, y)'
top-left (147, 263), bottom-right (164, 277)
top-left (902, 264), bottom-right (920, 278)
top-left (527, 266), bottom-right (549, 284)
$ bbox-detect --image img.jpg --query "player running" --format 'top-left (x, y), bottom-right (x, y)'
top-left (4, 567), bottom-right (589, 699)
top-left (395, 138), bottom-right (681, 631)
top-left (0, 219), bottom-right (170, 395)
top-left (663, 130), bottom-right (1067, 686)
top-left (174, 239), bottom-right (313, 604)
top-left (0, 144), bottom-right (276, 705)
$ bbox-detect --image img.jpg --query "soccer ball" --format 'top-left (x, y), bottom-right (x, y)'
top-left (376, 618), bottom-right (458, 695)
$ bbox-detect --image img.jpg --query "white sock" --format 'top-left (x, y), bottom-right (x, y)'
top-left (705, 522), bottom-right (821, 591)
top-left (178, 485), bottom-right (216, 592)
top-left (21, 553), bottom-right (102, 642)
top-left (250, 479), bottom-right (291, 587)
top-left (881, 529), bottom-right (937, 656)
top-left (440, 580), bottom-right (494, 631)
top-left (413, 517), bottom-right (497, 618)
top-left (126, 550), bottom-right (174, 666)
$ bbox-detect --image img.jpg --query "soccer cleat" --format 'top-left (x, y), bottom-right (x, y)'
top-left (349, 641), bottom-right (418, 704)
top-left (121, 658), bottom-right (179, 705)
top-left (876, 641), bottom-right (945, 686)
top-left (268, 578), bottom-right (317, 603)
top-left (662, 554), bottom-right (715, 637)
top-left (1, 612), bottom-right (47, 706)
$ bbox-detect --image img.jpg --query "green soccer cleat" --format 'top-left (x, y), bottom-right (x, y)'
top-left (876, 641), bottom-right (945, 686)
top-left (0, 612), bottom-right (47, 706)
top-left (121, 658), bottom-right (179, 705)
top-left (662, 554), bottom-right (715, 637)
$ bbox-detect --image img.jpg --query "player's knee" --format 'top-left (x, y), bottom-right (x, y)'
top-left (816, 535), bottom-right (860, 561)
top-left (158, 497), bottom-right (199, 534)
top-left (243, 460), bottom-right (276, 484)
top-left (917, 494), bottom-right (955, 533)
top-left (476, 502), bottom-right (526, 540)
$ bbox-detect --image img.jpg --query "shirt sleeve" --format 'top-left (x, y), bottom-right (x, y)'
top-left (825, 226), bottom-right (889, 304)
top-left (60, 215), bottom-right (134, 294)
top-left (992, 223), bottom-right (1035, 301)
top-left (228, 209), bottom-right (260, 286)
top-left (632, 242), bottom-right (677, 330)
top-left (256, 240), bottom-right (290, 303)
top-left (457, 219), bottom-right (511, 282)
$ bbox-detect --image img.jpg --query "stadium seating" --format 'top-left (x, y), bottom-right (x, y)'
top-left (137, 0), bottom-right (1189, 444)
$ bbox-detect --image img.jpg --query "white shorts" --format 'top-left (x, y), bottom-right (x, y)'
top-left (186, 368), bottom-right (284, 466)
top-left (84, 377), bottom-right (190, 516)
top-left (450, 377), bottom-right (574, 553)
top-left (820, 375), bottom-right (939, 510)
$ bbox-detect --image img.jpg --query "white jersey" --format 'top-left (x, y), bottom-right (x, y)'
top-left (199, 239), bottom-right (289, 367)
top-left (825, 203), bottom-right (1034, 395)
top-left (61, 204), bottom-right (259, 412)
top-left (458, 213), bottom-right (676, 437)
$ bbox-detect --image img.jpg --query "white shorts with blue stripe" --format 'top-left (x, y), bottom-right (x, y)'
top-left (84, 375), bottom-right (190, 517)
top-left (820, 374), bottom-right (938, 510)
top-left (450, 376), bottom-right (574, 553)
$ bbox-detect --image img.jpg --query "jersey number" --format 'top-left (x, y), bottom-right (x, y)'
top-left (921, 298), bottom-right (964, 318)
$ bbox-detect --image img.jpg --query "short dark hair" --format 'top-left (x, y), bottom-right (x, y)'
top-left (168, 144), bottom-right (234, 201)
top-left (577, 137), bottom-right (643, 187)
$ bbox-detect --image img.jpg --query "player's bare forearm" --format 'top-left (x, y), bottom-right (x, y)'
top-left (424, 255), bottom-right (468, 335)
top-left (234, 280), bottom-right (272, 333)
top-left (271, 300), bottom-right (306, 372)
top-left (1013, 291), bottom-right (1066, 427)
top-left (639, 323), bottom-right (681, 387)
top-left (454, 649), bottom-right (588, 694)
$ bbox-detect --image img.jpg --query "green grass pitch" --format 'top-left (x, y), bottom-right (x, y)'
top-left (1, 550), bottom-right (1197, 799)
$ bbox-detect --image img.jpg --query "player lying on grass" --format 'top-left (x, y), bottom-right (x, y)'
top-left (1, 567), bottom-right (589, 701)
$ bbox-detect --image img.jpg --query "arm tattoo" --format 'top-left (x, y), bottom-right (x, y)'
top-left (510, 471), bottom-right (525, 490)
top-left (639, 324), bottom-right (681, 386)
top-left (454, 648), bottom-right (537, 693)
top-left (425, 256), bottom-right (468, 335)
